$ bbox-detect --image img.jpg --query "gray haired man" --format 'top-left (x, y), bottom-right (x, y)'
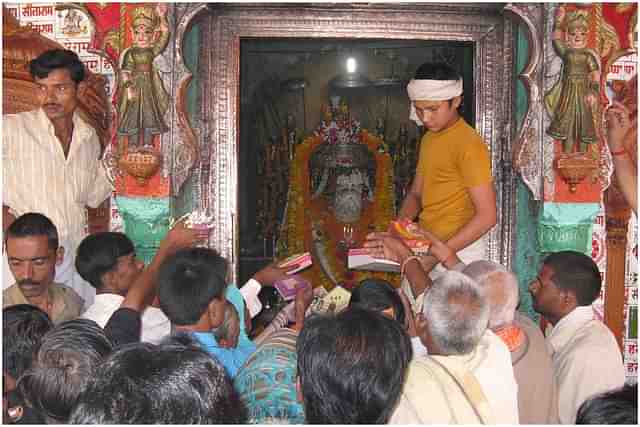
top-left (389, 270), bottom-right (519, 424)
top-left (464, 260), bottom-right (559, 424)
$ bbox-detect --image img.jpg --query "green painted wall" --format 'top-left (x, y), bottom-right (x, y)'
top-left (513, 22), bottom-right (541, 321)
top-left (172, 21), bottom-right (200, 219)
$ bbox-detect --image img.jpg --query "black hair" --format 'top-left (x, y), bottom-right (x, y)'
top-left (69, 340), bottom-right (247, 424)
top-left (3, 304), bottom-right (53, 380)
top-left (6, 212), bottom-right (59, 250)
top-left (29, 49), bottom-right (85, 83)
top-left (75, 232), bottom-right (135, 289)
top-left (543, 251), bottom-right (602, 306)
top-left (350, 278), bottom-right (406, 326)
top-left (157, 247), bottom-right (228, 325)
top-left (18, 319), bottom-right (112, 423)
top-left (297, 308), bottom-right (412, 424)
top-left (575, 383), bottom-right (637, 424)
top-left (414, 62), bottom-right (461, 81)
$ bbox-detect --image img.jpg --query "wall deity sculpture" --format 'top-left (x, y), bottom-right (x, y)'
top-left (545, 8), bottom-right (600, 154)
top-left (117, 5), bottom-right (170, 153)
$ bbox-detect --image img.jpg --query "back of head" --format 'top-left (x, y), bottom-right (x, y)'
top-left (350, 278), bottom-right (405, 325)
top-left (3, 305), bottom-right (53, 380)
top-left (297, 308), bottom-right (412, 424)
top-left (463, 261), bottom-right (519, 330)
top-left (29, 48), bottom-right (85, 83)
top-left (69, 338), bottom-right (246, 424)
top-left (6, 212), bottom-right (58, 250)
top-left (543, 251), bottom-right (601, 306)
top-left (75, 232), bottom-right (135, 289)
top-left (575, 382), bottom-right (637, 424)
top-left (157, 247), bottom-right (228, 325)
top-left (18, 319), bottom-right (112, 423)
top-left (414, 62), bottom-right (461, 81)
top-left (423, 270), bottom-right (489, 355)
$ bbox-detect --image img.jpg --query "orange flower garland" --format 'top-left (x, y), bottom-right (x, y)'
top-left (278, 130), bottom-right (399, 290)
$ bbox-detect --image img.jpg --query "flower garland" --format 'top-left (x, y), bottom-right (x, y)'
top-left (279, 130), bottom-right (398, 290)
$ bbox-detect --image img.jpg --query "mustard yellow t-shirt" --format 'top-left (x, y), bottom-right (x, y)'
top-left (416, 118), bottom-right (492, 241)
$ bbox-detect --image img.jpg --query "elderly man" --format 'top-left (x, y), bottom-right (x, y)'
top-left (529, 251), bottom-right (625, 423)
top-left (3, 213), bottom-right (84, 324)
top-left (464, 260), bottom-right (558, 424)
top-left (389, 270), bottom-right (519, 424)
top-left (3, 49), bottom-right (113, 307)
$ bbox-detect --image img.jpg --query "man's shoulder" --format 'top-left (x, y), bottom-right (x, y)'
top-left (571, 319), bottom-right (621, 351)
top-left (406, 356), bottom-right (445, 385)
top-left (3, 110), bottom-right (42, 130)
top-left (2, 284), bottom-right (20, 304)
top-left (50, 282), bottom-right (85, 306)
top-left (516, 312), bottom-right (545, 341)
top-left (451, 119), bottom-right (483, 140)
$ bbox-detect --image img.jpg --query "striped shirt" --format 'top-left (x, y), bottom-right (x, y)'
top-left (2, 108), bottom-right (113, 253)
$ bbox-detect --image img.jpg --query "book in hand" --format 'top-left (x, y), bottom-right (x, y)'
top-left (347, 248), bottom-right (400, 273)
top-left (278, 252), bottom-right (313, 275)
top-left (274, 275), bottom-right (310, 301)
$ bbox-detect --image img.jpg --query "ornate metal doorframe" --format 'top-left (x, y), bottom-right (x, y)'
top-left (177, 3), bottom-right (516, 282)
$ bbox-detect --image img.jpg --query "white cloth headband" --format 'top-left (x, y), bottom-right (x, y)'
top-left (407, 78), bottom-right (463, 126)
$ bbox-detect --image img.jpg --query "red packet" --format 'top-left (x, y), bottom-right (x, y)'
top-left (278, 252), bottom-right (313, 274)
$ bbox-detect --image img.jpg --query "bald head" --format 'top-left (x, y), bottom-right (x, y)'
top-left (463, 261), bottom-right (519, 330)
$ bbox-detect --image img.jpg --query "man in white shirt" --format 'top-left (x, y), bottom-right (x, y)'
top-left (76, 232), bottom-right (170, 344)
top-left (390, 270), bottom-right (519, 424)
top-left (529, 250), bottom-right (625, 424)
top-left (3, 49), bottom-right (113, 307)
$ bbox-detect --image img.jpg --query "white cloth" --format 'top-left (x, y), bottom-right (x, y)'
top-left (239, 278), bottom-right (263, 318)
top-left (407, 78), bottom-right (463, 125)
top-left (82, 293), bottom-right (171, 344)
top-left (474, 329), bottom-right (520, 424)
top-left (546, 305), bottom-right (625, 424)
top-left (2, 108), bottom-right (113, 306)
top-left (390, 329), bottom-right (519, 424)
top-left (410, 336), bottom-right (428, 359)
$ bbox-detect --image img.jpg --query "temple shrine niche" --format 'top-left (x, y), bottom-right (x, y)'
top-left (237, 38), bottom-right (475, 286)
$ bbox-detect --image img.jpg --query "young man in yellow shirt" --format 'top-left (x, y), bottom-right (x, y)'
top-left (398, 62), bottom-right (496, 279)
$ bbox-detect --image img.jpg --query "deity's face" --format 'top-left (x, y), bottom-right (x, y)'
top-left (6, 235), bottom-right (59, 300)
top-left (567, 26), bottom-right (588, 49)
top-left (413, 97), bottom-right (461, 133)
top-left (35, 68), bottom-right (79, 122)
top-left (334, 187), bottom-right (363, 223)
top-left (133, 23), bottom-right (154, 48)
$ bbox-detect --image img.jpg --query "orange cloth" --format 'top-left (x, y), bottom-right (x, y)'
top-left (416, 118), bottom-right (492, 240)
top-left (494, 324), bottom-right (525, 352)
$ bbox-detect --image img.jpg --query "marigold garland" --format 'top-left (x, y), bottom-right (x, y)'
top-left (278, 130), bottom-right (398, 290)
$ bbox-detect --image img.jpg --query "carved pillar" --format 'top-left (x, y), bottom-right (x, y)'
top-left (604, 212), bottom-right (630, 350)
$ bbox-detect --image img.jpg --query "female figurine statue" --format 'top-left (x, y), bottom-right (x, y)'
top-left (545, 7), bottom-right (600, 153)
top-left (117, 4), bottom-right (170, 152)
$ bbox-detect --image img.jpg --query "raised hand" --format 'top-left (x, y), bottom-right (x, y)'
top-left (606, 102), bottom-right (632, 150)
top-left (364, 232), bottom-right (412, 263)
top-left (159, 219), bottom-right (208, 255)
top-left (252, 261), bottom-right (298, 286)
